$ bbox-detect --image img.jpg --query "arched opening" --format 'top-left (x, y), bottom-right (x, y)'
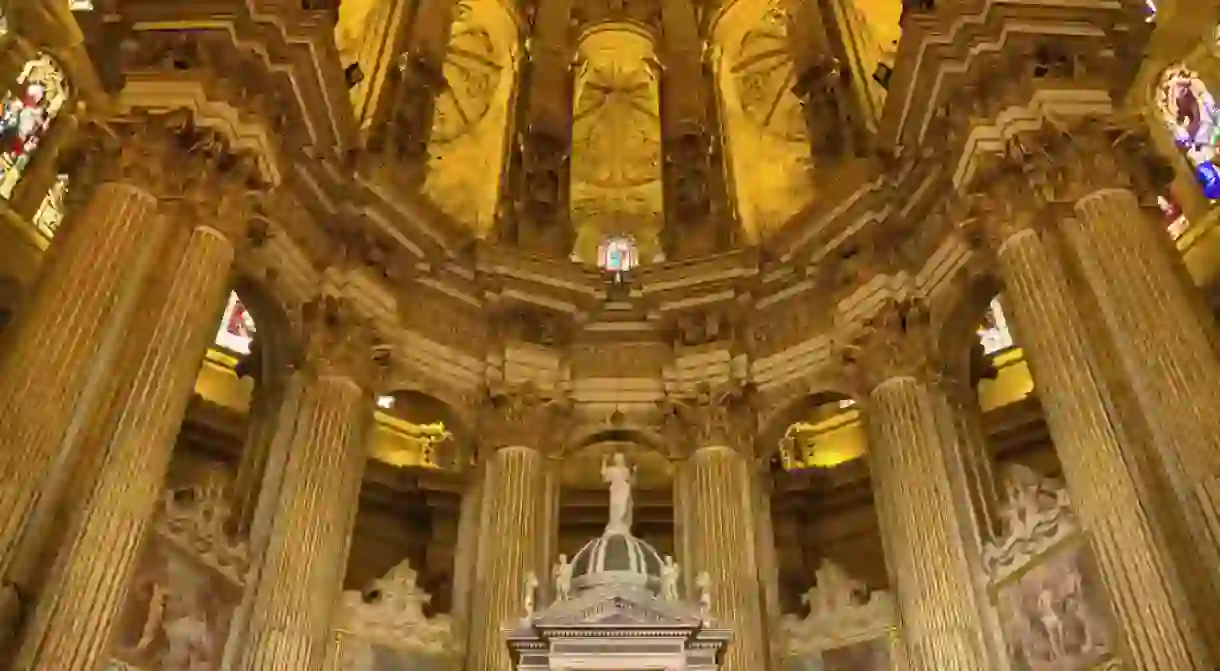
top-left (597, 233), bottom-right (639, 273)
top-left (0, 53), bottom-right (70, 200)
top-left (569, 25), bottom-right (664, 266)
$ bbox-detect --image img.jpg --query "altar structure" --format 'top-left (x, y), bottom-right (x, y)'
top-left (504, 453), bottom-right (731, 670)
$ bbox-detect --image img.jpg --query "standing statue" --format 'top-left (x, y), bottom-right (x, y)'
top-left (660, 556), bottom-right (681, 602)
top-left (553, 554), bottom-right (573, 602)
top-left (695, 571), bottom-right (712, 625)
top-left (1037, 586), bottom-right (1067, 660)
top-left (523, 571), bottom-right (540, 620)
top-left (601, 453), bottom-right (635, 534)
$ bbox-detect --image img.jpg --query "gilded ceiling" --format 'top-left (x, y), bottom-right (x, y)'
top-left (420, 0), bottom-right (520, 237)
top-left (713, 0), bottom-right (814, 241)
top-left (570, 27), bottom-right (665, 264)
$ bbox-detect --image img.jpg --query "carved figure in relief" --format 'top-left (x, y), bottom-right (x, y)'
top-left (695, 571), bottom-right (712, 624)
top-left (154, 555), bottom-right (214, 671)
top-left (1063, 566), bottom-right (1102, 653)
top-left (523, 571), bottom-right (539, 620)
top-left (803, 559), bottom-right (864, 617)
top-left (1037, 586), bottom-right (1067, 660)
top-left (601, 452), bottom-right (635, 534)
top-left (553, 554), bottom-right (573, 602)
top-left (660, 555), bottom-right (681, 602)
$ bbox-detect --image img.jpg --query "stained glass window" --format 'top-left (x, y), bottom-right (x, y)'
top-left (1158, 66), bottom-right (1220, 200)
top-left (214, 292), bottom-right (256, 354)
top-left (1159, 194), bottom-right (1190, 239)
top-left (977, 298), bottom-right (1014, 355)
top-left (32, 173), bottom-right (68, 239)
top-left (1145, 0), bottom-right (1156, 22)
top-left (0, 54), bottom-right (69, 200)
top-left (598, 235), bottom-right (638, 273)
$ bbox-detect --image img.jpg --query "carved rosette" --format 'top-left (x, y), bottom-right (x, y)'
top-left (837, 297), bottom-right (937, 394)
top-left (479, 383), bottom-right (573, 451)
top-left (661, 382), bottom-right (755, 456)
top-left (300, 294), bottom-right (380, 390)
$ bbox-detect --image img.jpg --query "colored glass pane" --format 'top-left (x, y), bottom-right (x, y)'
top-left (0, 54), bottom-right (69, 200)
top-left (599, 235), bottom-right (637, 272)
top-left (32, 173), bottom-right (68, 239)
top-left (977, 298), bottom-right (1014, 355)
top-left (214, 292), bottom-right (257, 354)
top-left (1158, 66), bottom-right (1220, 199)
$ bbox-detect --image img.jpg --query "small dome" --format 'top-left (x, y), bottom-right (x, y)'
top-left (569, 530), bottom-right (664, 594)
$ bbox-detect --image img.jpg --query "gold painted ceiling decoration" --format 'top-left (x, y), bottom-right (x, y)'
top-left (732, 6), bottom-right (809, 144)
top-left (420, 0), bottom-right (520, 237)
top-left (713, 0), bottom-right (814, 241)
top-left (430, 1), bottom-right (506, 143)
top-left (569, 27), bottom-right (665, 264)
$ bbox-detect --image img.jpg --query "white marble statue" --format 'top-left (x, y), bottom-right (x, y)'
top-left (695, 571), bottom-right (712, 625)
top-left (553, 554), bottom-right (573, 602)
top-left (660, 555), bottom-right (681, 602)
top-left (601, 453), bottom-right (635, 534)
top-left (523, 571), bottom-right (540, 620)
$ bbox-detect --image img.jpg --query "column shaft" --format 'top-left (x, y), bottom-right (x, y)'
top-left (466, 446), bottom-right (544, 671)
top-left (1064, 187), bottom-right (1220, 631)
top-left (0, 181), bottom-right (162, 575)
top-left (450, 469), bottom-right (483, 658)
top-left (752, 469), bottom-right (782, 671)
top-left (15, 221), bottom-right (238, 670)
top-left (997, 227), bottom-right (1213, 669)
top-left (676, 447), bottom-right (766, 671)
top-left (236, 373), bottom-right (370, 671)
top-left (867, 377), bottom-right (989, 671)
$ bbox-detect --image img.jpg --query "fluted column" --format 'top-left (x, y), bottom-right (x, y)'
top-left (1063, 185), bottom-right (1220, 628)
top-left (450, 467), bottom-right (483, 659)
top-left (677, 446), bottom-right (766, 671)
top-left (0, 123), bottom-right (177, 579)
top-left (236, 297), bottom-right (376, 671)
top-left (467, 447), bottom-right (545, 671)
top-left (14, 143), bottom-right (256, 670)
top-left (465, 387), bottom-right (565, 671)
top-left (841, 299), bottom-right (990, 671)
top-left (965, 167), bottom-right (1215, 669)
top-left (669, 385), bottom-right (765, 671)
top-left (752, 467), bottom-right (782, 671)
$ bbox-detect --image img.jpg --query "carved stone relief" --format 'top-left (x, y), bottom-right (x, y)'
top-left (780, 559), bottom-right (899, 668)
top-left (983, 465), bottom-right (1119, 671)
top-left (109, 476), bottom-right (248, 670)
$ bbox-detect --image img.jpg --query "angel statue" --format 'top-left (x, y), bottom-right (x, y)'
top-left (523, 571), bottom-right (540, 620)
top-left (601, 452), bottom-right (636, 534)
top-left (553, 554), bottom-right (573, 602)
top-left (660, 555), bottom-right (681, 601)
top-left (696, 571), bottom-right (712, 625)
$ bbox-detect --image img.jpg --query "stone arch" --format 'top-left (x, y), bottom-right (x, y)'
top-left (379, 388), bottom-right (473, 471)
top-left (933, 255), bottom-right (1004, 384)
top-left (756, 383), bottom-right (860, 467)
top-left (561, 422), bottom-right (670, 460)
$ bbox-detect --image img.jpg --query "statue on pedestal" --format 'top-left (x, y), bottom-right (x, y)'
top-left (601, 452), bottom-right (635, 535)
top-left (695, 571), bottom-right (712, 625)
top-left (553, 554), bottom-right (573, 602)
top-left (523, 572), bottom-right (539, 621)
top-left (660, 556), bottom-right (681, 601)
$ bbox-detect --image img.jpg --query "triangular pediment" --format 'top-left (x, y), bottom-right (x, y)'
top-left (531, 587), bottom-right (702, 629)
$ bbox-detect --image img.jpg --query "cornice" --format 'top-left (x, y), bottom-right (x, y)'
top-left (60, 0), bottom-right (1160, 454)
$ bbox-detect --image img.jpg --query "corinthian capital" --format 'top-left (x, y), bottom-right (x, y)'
top-left (837, 296), bottom-right (939, 393)
top-left (300, 293), bottom-right (381, 388)
top-left (660, 382), bottom-right (756, 457)
top-left (479, 382), bottom-right (572, 452)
